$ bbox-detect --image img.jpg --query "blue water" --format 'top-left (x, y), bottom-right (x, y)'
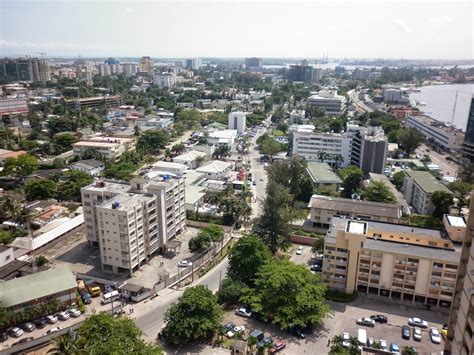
top-left (409, 84), bottom-right (473, 132)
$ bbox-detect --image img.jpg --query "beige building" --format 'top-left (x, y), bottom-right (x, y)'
top-left (81, 175), bottom-right (186, 275)
top-left (445, 198), bottom-right (473, 355)
top-left (308, 195), bottom-right (402, 228)
top-left (323, 217), bottom-right (460, 308)
top-left (73, 137), bottom-right (134, 162)
top-left (443, 214), bottom-right (467, 243)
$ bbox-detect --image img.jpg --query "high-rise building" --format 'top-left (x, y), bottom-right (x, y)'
top-left (0, 57), bottom-right (50, 83)
top-left (75, 60), bottom-right (94, 82)
top-left (123, 63), bottom-right (138, 76)
top-left (81, 175), bottom-right (186, 276)
top-left (245, 57), bottom-right (263, 70)
top-left (288, 63), bottom-right (315, 84)
top-left (313, 68), bottom-right (323, 82)
top-left (462, 97), bottom-right (474, 162)
top-left (445, 196), bottom-right (473, 355)
top-left (186, 58), bottom-right (202, 70)
top-left (228, 112), bottom-right (246, 134)
top-left (350, 126), bottom-right (388, 174)
top-left (153, 73), bottom-right (176, 88)
top-left (306, 89), bottom-right (347, 116)
top-left (139, 56), bottom-right (154, 73)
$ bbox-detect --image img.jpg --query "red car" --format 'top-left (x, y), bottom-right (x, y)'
top-left (269, 339), bottom-right (287, 353)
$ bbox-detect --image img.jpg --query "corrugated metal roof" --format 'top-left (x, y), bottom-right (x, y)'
top-left (0, 266), bottom-right (76, 308)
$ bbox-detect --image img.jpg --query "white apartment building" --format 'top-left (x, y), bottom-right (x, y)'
top-left (173, 150), bottom-right (207, 169)
top-left (201, 129), bottom-right (237, 146)
top-left (196, 160), bottom-right (232, 180)
top-left (81, 175), bottom-right (186, 276)
top-left (228, 112), bottom-right (246, 134)
top-left (153, 73), bottom-right (176, 88)
top-left (406, 115), bottom-right (464, 151)
top-left (123, 63), bottom-right (138, 76)
top-left (292, 125), bottom-right (351, 167)
top-left (72, 137), bottom-right (134, 162)
top-left (307, 89), bottom-right (346, 116)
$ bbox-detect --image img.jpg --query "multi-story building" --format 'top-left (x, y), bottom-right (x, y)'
top-left (306, 162), bottom-right (342, 189)
top-left (64, 95), bottom-right (122, 110)
top-left (313, 68), bottom-right (323, 82)
top-left (228, 111), bottom-right (246, 134)
top-left (383, 88), bottom-right (402, 103)
top-left (81, 175), bottom-right (186, 275)
top-left (97, 63), bottom-right (123, 76)
top-left (308, 194), bottom-right (402, 228)
top-left (0, 57), bottom-right (50, 83)
top-left (75, 60), bottom-right (94, 82)
top-left (350, 126), bottom-right (388, 174)
top-left (307, 89), bottom-right (346, 116)
top-left (288, 63), bottom-right (315, 84)
top-left (186, 58), bottom-right (202, 70)
top-left (123, 63), bottom-right (138, 77)
top-left (245, 57), bottom-right (263, 70)
top-left (402, 170), bottom-right (452, 215)
top-left (153, 73), bottom-right (176, 88)
top-left (291, 125), bottom-right (351, 167)
top-left (139, 56), bottom-right (154, 73)
top-left (289, 109), bottom-right (308, 125)
top-left (73, 137), bottom-right (134, 162)
top-left (323, 216), bottom-right (461, 308)
top-left (462, 97), bottom-right (474, 162)
top-left (406, 115), bottom-right (464, 151)
top-left (445, 196), bottom-right (473, 355)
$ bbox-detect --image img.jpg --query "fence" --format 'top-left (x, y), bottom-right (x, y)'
top-left (154, 232), bottom-right (234, 292)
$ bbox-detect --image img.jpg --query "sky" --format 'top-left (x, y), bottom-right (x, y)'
top-left (0, 0), bottom-right (472, 59)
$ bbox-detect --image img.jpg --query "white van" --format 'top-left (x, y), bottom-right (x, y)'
top-left (101, 290), bottom-right (120, 305)
top-left (357, 328), bottom-right (367, 346)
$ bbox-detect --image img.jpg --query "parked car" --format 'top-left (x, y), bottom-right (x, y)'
top-left (224, 321), bottom-right (235, 331)
top-left (379, 339), bottom-right (388, 351)
top-left (80, 290), bottom-right (92, 304)
top-left (390, 342), bottom-right (400, 353)
top-left (20, 322), bottom-right (36, 332)
top-left (56, 311), bottom-right (70, 321)
top-left (402, 325), bottom-right (411, 340)
top-left (342, 332), bottom-right (350, 348)
top-left (296, 246), bottom-right (303, 255)
top-left (33, 317), bottom-right (47, 329)
top-left (370, 314), bottom-right (387, 323)
top-left (367, 337), bottom-right (374, 347)
top-left (104, 284), bottom-right (114, 294)
top-left (257, 337), bottom-right (273, 348)
top-left (0, 331), bottom-right (8, 342)
top-left (314, 252), bottom-right (324, 259)
top-left (178, 260), bottom-right (193, 268)
top-left (413, 328), bottom-right (422, 341)
top-left (440, 324), bottom-right (448, 339)
top-left (44, 327), bottom-right (61, 336)
top-left (45, 315), bottom-right (58, 324)
top-left (68, 308), bottom-right (81, 318)
top-left (356, 317), bottom-right (375, 327)
top-left (290, 326), bottom-right (305, 339)
top-left (408, 317), bottom-right (428, 328)
top-left (227, 325), bottom-right (245, 338)
top-left (269, 339), bottom-right (287, 353)
top-left (310, 263), bottom-right (322, 272)
top-left (430, 327), bottom-right (442, 344)
top-left (8, 327), bottom-right (24, 338)
top-left (260, 176), bottom-right (264, 181)
top-left (252, 180), bottom-right (257, 186)
top-left (12, 337), bottom-right (34, 346)
top-left (235, 307), bottom-right (252, 318)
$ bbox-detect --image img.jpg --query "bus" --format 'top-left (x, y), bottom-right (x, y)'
top-left (357, 328), bottom-right (367, 346)
top-left (101, 290), bottom-right (120, 305)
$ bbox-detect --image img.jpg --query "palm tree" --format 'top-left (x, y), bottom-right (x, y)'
top-left (334, 154), bottom-right (344, 169)
top-left (402, 346), bottom-right (417, 355)
top-left (317, 150), bottom-right (327, 163)
top-left (0, 194), bottom-right (22, 222)
top-left (195, 156), bottom-right (205, 168)
top-left (47, 334), bottom-right (80, 355)
top-left (133, 125), bottom-right (141, 137)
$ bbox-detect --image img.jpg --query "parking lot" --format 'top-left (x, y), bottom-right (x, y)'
top-left (221, 295), bottom-right (447, 354)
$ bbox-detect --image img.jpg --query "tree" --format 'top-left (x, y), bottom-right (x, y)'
top-left (298, 176), bottom-right (314, 202)
top-left (75, 313), bottom-right (161, 354)
top-left (133, 125), bottom-right (141, 137)
top-left (53, 170), bottom-right (93, 201)
top-left (311, 236), bottom-right (325, 253)
top-left (2, 154), bottom-right (38, 179)
top-left (228, 234), bottom-right (272, 286)
top-left (188, 225), bottom-right (224, 252)
top-left (240, 260), bottom-right (330, 330)
top-left (195, 156), bottom-right (205, 167)
top-left (216, 278), bottom-right (247, 304)
top-left (254, 180), bottom-right (293, 254)
top-left (25, 179), bottom-right (57, 201)
top-left (163, 286), bottom-right (222, 346)
top-left (334, 154), bottom-right (344, 169)
top-left (314, 185), bottom-right (338, 197)
top-left (431, 190), bottom-right (454, 218)
top-left (215, 187), bottom-right (249, 225)
top-left (0, 193), bottom-right (22, 221)
top-left (48, 334), bottom-right (79, 355)
top-left (137, 129), bottom-right (169, 154)
top-left (171, 143), bottom-right (186, 155)
top-left (458, 162), bottom-right (474, 183)
top-left (448, 181), bottom-right (472, 214)
top-left (35, 255), bottom-right (49, 267)
top-left (402, 346), bottom-right (417, 355)
top-left (398, 128), bottom-right (424, 155)
top-left (52, 133), bottom-right (77, 154)
top-left (392, 171), bottom-right (405, 191)
top-left (267, 156), bottom-right (308, 203)
top-left (339, 165), bottom-right (364, 198)
top-left (260, 138), bottom-right (282, 160)
top-left (363, 181), bottom-right (396, 203)
top-left (212, 144), bottom-right (231, 161)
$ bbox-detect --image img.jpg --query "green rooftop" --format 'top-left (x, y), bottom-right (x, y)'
top-left (405, 170), bottom-right (451, 194)
top-left (306, 162), bottom-right (342, 185)
top-left (0, 266), bottom-right (76, 308)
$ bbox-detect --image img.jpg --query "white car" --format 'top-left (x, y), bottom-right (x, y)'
top-left (44, 327), bottom-right (61, 336)
top-left (430, 327), bottom-right (441, 344)
top-left (9, 327), bottom-right (24, 338)
top-left (408, 317), bottom-right (429, 328)
top-left (380, 339), bottom-right (388, 351)
top-left (227, 325), bottom-right (245, 338)
top-left (413, 328), bottom-right (422, 341)
top-left (45, 315), bottom-right (58, 324)
top-left (314, 252), bottom-right (324, 259)
top-left (57, 311), bottom-right (70, 321)
top-left (178, 260), bottom-right (193, 268)
top-left (234, 307), bottom-right (252, 318)
top-left (342, 332), bottom-right (350, 348)
top-left (68, 308), bottom-right (81, 318)
top-left (296, 246), bottom-right (303, 255)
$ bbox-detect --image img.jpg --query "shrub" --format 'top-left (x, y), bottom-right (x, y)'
top-left (325, 289), bottom-right (358, 303)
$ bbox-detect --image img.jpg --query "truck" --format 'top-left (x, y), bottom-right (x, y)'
top-left (85, 281), bottom-right (101, 297)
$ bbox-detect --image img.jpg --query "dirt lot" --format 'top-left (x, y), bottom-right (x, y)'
top-left (221, 295), bottom-right (447, 354)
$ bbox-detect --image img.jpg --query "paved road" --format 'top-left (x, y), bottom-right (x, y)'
top-left (416, 144), bottom-right (458, 178)
top-left (349, 89), bottom-right (374, 113)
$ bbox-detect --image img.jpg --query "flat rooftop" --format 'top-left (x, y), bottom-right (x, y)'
top-left (404, 170), bottom-right (451, 194)
top-left (347, 220), bottom-right (367, 235)
top-left (100, 193), bottom-right (153, 211)
top-left (446, 215), bottom-right (466, 227)
top-left (73, 141), bottom-right (120, 148)
top-left (82, 180), bottom-right (131, 194)
top-left (306, 162), bottom-right (342, 184)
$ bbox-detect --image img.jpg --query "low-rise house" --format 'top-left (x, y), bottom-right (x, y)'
top-left (173, 150), bottom-right (207, 169)
top-left (196, 160), bottom-right (232, 180)
top-left (308, 194), bottom-right (402, 228)
top-left (306, 162), bottom-right (342, 188)
top-left (0, 266), bottom-right (77, 312)
top-left (151, 161), bottom-right (187, 176)
top-left (200, 129), bottom-right (237, 146)
top-left (0, 246), bottom-right (14, 268)
top-left (70, 159), bottom-right (105, 176)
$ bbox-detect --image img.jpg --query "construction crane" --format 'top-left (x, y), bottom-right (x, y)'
top-left (451, 91), bottom-right (458, 124)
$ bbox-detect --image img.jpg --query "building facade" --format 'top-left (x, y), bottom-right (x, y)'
top-left (323, 217), bottom-right (460, 308)
top-left (462, 97), bottom-right (474, 162)
top-left (186, 58), bottom-right (202, 70)
top-left (307, 89), bottom-right (347, 116)
top-left (350, 126), bottom-right (388, 174)
top-left (228, 111), bottom-right (246, 134)
top-left (0, 57), bottom-right (50, 83)
top-left (139, 56), bottom-right (154, 73)
top-left (288, 64), bottom-right (315, 84)
top-left (245, 57), bottom-right (263, 70)
top-left (153, 73), bottom-right (176, 88)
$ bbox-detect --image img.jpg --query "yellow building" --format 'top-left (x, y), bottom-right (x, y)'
top-left (323, 217), bottom-right (461, 308)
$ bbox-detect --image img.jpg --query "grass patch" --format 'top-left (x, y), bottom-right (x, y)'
top-left (291, 228), bottom-right (324, 239)
top-left (186, 210), bottom-right (228, 226)
top-left (325, 289), bottom-right (358, 303)
top-left (407, 214), bottom-right (444, 229)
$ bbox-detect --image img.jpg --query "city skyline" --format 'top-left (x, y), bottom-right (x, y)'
top-left (1, 0), bottom-right (472, 59)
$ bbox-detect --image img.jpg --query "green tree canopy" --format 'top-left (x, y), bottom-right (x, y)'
top-left (212, 144), bottom-right (231, 161)
top-left (2, 154), bottom-right (38, 179)
top-left (363, 181), bottom-right (396, 203)
top-left (431, 190), bottom-right (454, 218)
top-left (188, 225), bottom-right (225, 252)
top-left (392, 171), bottom-right (405, 190)
top-left (397, 128), bottom-right (424, 155)
top-left (53, 170), bottom-right (93, 201)
top-left (137, 130), bottom-right (169, 154)
top-left (25, 179), bottom-right (57, 201)
top-left (339, 165), bottom-right (364, 198)
top-left (216, 278), bottom-right (247, 305)
top-left (447, 181), bottom-right (472, 214)
top-left (52, 133), bottom-right (77, 154)
top-left (228, 234), bottom-right (272, 286)
top-left (163, 286), bottom-right (222, 346)
top-left (241, 260), bottom-right (330, 330)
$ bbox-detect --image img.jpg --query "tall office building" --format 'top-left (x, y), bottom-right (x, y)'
top-left (350, 126), bottom-right (388, 174)
top-left (123, 63), bottom-right (138, 76)
top-left (245, 57), bottom-right (263, 70)
top-left (139, 56), bottom-right (154, 73)
top-left (228, 111), bottom-right (246, 134)
top-left (462, 97), bottom-right (474, 162)
top-left (288, 62), bottom-right (315, 84)
top-left (0, 57), bottom-right (50, 83)
top-left (186, 58), bottom-right (202, 70)
top-left (445, 196), bottom-right (473, 355)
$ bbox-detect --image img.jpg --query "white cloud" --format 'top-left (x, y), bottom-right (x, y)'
top-left (0, 40), bottom-right (118, 55)
top-left (428, 16), bottom-right (454, 24)
top-left (392, 18), bottom-right (413, 33)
